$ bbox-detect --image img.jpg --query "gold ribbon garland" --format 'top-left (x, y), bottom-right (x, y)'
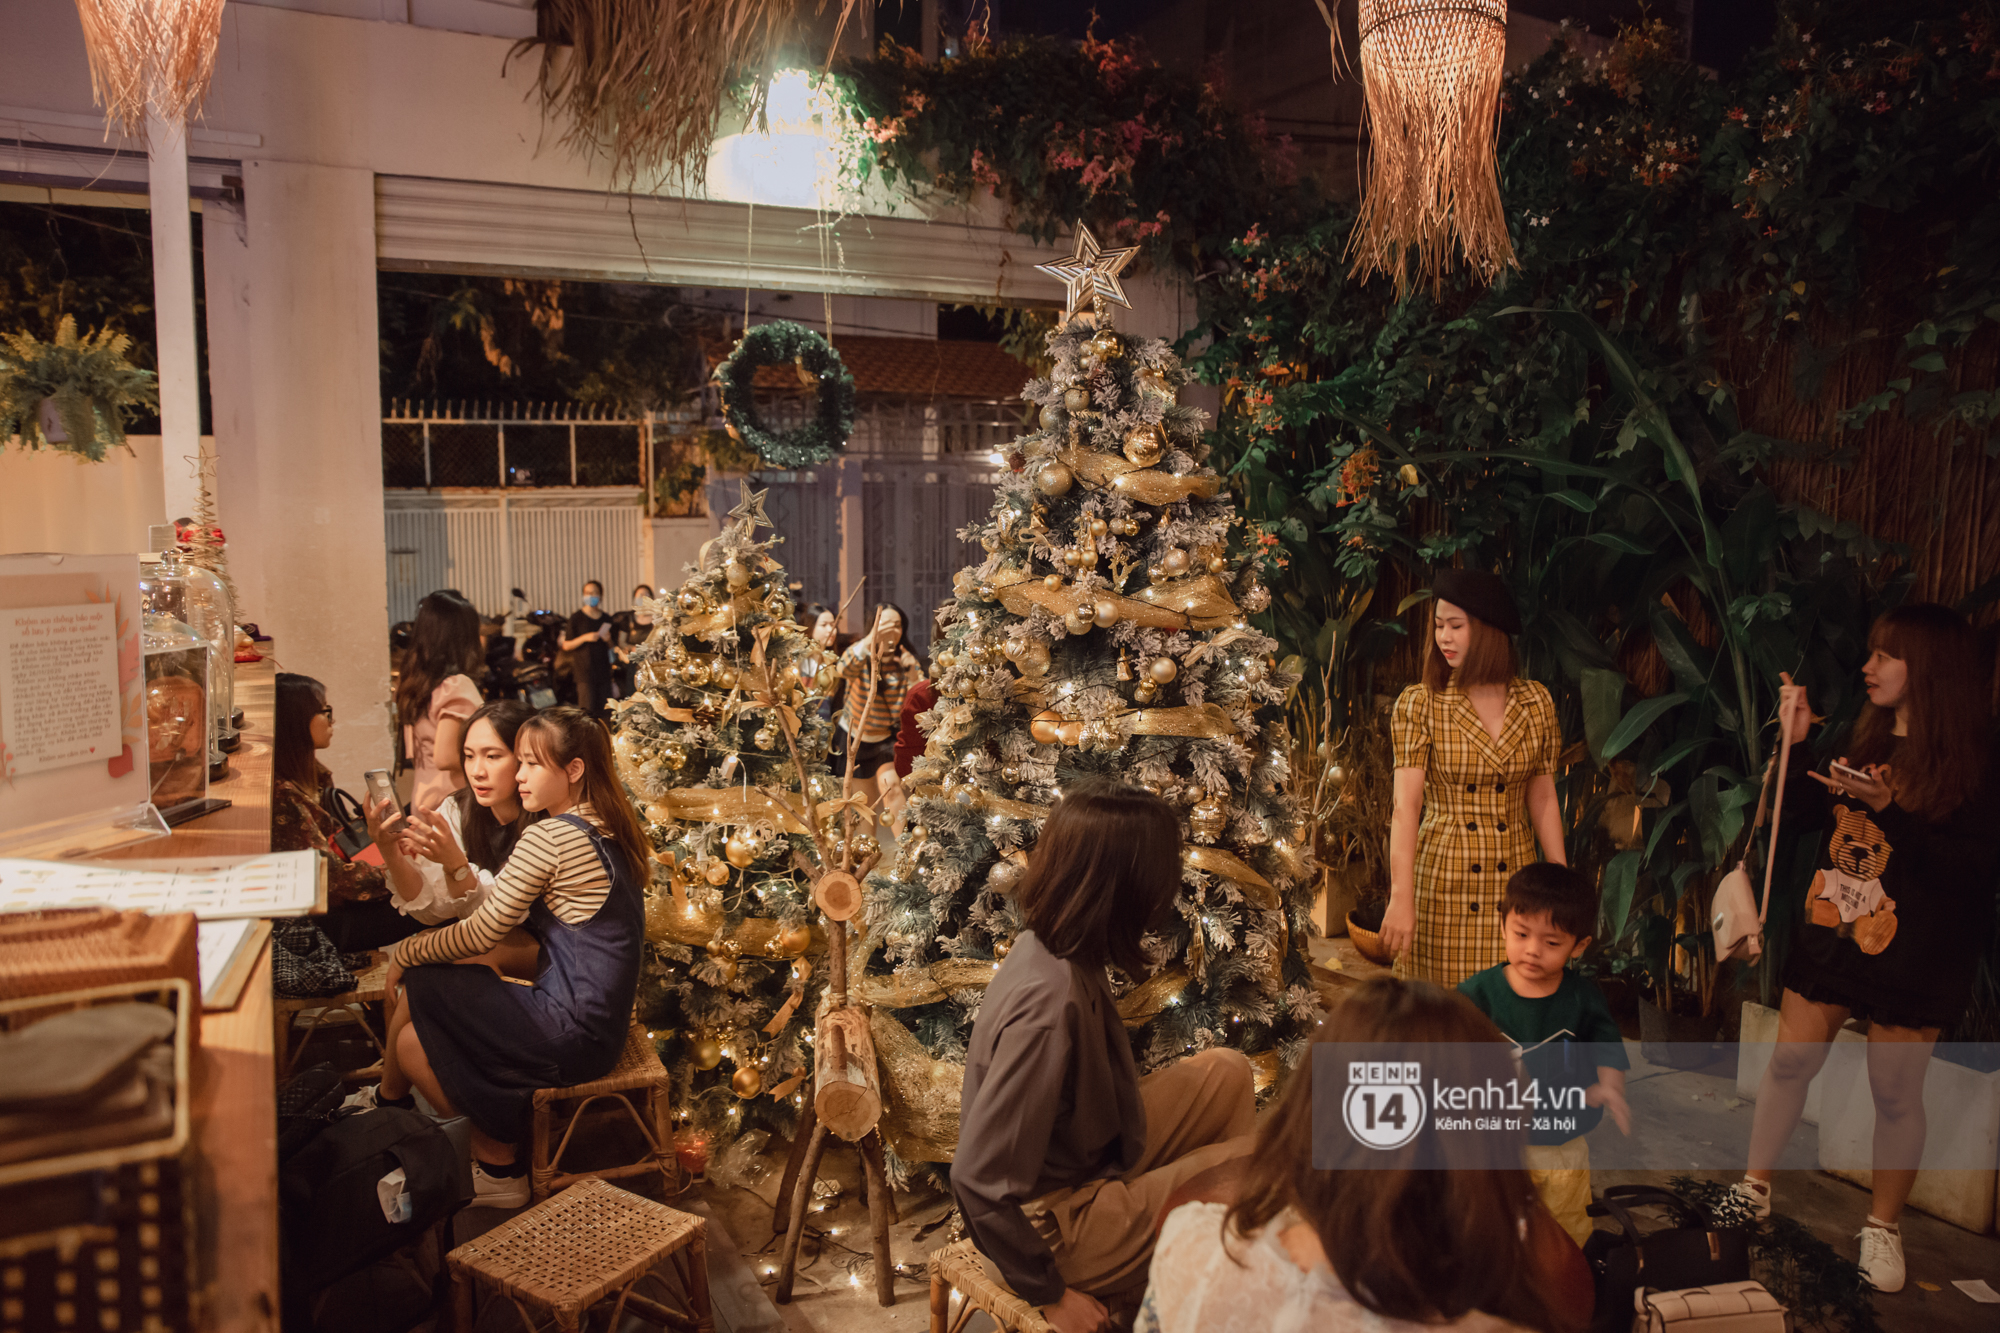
top-left (1117, 966), bottom-right (1192, 1028)
top-left (1131, 575), bottom-right (1243, 631)
top-left (906, 782), bottom-right (1280, 904)
top-left (1058, 444), bottom-right (1225, 505)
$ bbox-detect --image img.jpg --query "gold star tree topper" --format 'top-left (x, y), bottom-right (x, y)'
top-left (727, 478), bottom-right (773, 537)
top-left (1035, 223), bottom-right (1140, 316)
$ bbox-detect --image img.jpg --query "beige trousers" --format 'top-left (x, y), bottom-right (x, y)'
top-left (981, 1046), bottom-right (1258, 1303)
top-left (1523, 1136), bottom-right (1595, 1246)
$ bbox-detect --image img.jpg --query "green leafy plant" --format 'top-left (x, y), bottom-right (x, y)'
top-left (0, 315), bottom-right (158, 461)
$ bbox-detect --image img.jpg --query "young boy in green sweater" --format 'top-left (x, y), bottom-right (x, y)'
top-left (1459, 863), bottom-right (1631, 1244)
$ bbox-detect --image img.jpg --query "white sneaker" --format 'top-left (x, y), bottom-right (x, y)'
top-left (472, 1160), bottom-right (530, 1210)
top-left (1856, 1222), bottom-right (1904, 1293)
top-left (1728, 1177), bottom-right (1772, 1221)
top-left (341, 1083), bottom-right (385, 1112)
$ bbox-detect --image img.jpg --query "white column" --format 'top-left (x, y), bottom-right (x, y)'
top-left (208, 160), bottom-right (392, 787)
top-left (147, 110), bottom-right (203, 526)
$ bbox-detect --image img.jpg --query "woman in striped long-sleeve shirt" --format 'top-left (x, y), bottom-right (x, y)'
top-left (373, 706), bottom-right (649, 1208)
top-left (839, 603), bottom-right (921, 815)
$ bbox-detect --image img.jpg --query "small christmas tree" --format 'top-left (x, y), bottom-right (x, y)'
top-left (861, 227), bottom-right (1322, 1160)
top-left (613, 481), bottom-right (843, 1143)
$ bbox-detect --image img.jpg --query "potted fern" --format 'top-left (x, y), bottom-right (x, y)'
top-left (0, 316), bottom-right (159, 461)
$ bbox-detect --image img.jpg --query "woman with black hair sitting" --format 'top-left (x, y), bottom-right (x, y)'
top-left (953, 783), bottom-right (1256, 1333)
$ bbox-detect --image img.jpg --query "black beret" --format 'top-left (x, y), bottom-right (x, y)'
top-left (1431, 568), bottom-right (1521, 635)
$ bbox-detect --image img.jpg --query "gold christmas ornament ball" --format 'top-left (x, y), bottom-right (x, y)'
top-left (682, 660), bottom-right (711, 688)
top-left (1000, 764), bottom-right (1022, 784)
top-left (753, 725), bottom-right (778, 750)
top-left (724, 829), bottom-right (762, 868)
top-left (1043, 573), bottom-right (1064, 589)
top-left (661, 743), bottom-right (688, 771)
top-left (1088, 518), bottom-right (1109, 538)
top-left (1063, 606), bottom-right (1095, 635)
top-left (1030, 710), bottom-right (1064, 745)
top-left (1063, 386), bottom-right (1091, 412)
top-left (1138, 366), bottom-right (1171, 395)
top-left (1122, 425), bottom-right (1164, 467)
top-left (692, 1037), bottom-right (723, 1070)
top-left (724, 559), bottom-right (753, 589)
top-left (1134, 680), bottom-right (1159, 705)
top-left (776, 922), bottom-right (813, 956)
top-left (1036, 462), bottom-right (1074, 496)
top-left (1057, 720), bottom-right (1085, 747)
top-left (645, 801), bottom-right (676, 826)
top-left (1190, 796), bottom-right (1228, 840)
top-left (677, 589), bottom-right (705, 613)
top-left (1093, 597), bottom-right (1120, 629)
top-left (711, 955), bottom-right (739, 984)
top-left (1088, 330), bottom-right (1123, 360)
top-left (1039, 404), bottom-right (1063, 431)
top-left (731, 1067), bottom-right (763, 1098)
top-left (703, 859), bottom-right (733, 886)
top-left (987, 860), bottom-right (1023, 893)
top-left (712, 660), bottom-right (739, 688)
top-left (1162, 548), bottom-right (1191, 577)
top-left (995, 936), bottom-right (1014, 958)
top-left (1208, 555), bottom-right (1229, 575)
top-left (1148, 656), bottom-right (1179, 685)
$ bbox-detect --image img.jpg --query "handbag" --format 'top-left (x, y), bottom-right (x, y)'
top-left (1582, 1185), bottom-right (1753, 1333)
top-left (1636, 1281), bottom-right (1790, 1333)
top-left (1712, 708), bottom-right (1797, 964)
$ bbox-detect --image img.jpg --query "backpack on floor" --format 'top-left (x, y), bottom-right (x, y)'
top-left (1581, 1186), bottom-right (1752, 1333)
top-left (279, 1106), bottom-right (470, 1304)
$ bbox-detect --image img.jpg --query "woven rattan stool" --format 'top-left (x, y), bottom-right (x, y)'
top-left (530, 1020), bottom-right (673, 1202)
top-left (273, 954), bottom-right (390, 1078)
top-left (927, 1239), bottom-right (1053, 1333)
top-left (447, 1178), bottom-right (711, 1332)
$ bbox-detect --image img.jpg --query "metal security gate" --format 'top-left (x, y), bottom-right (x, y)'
top-left (382, 401), bottom-right (658, 624)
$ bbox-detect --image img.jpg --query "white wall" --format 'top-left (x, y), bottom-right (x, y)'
top-left (0, 436), bottom-right (165, 556)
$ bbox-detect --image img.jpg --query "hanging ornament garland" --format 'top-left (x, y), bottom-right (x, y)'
top-left (715, 320), bottom-right (855, 468)
top-left (1320, 0), bottom-right (1516, 299)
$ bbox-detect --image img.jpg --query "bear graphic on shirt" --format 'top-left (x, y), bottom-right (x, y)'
top-left (1808, 803), bottom-right (1899, 955)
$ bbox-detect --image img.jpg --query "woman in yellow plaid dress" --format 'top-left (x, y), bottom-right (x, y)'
top-left (1383, 570), bottom-right (1569, 986)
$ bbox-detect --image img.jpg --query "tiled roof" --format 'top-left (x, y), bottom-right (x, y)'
top-left (712, 336), bottom-right (1030, 401)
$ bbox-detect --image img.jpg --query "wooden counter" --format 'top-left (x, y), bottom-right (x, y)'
top-left (95, 654), bottom-right (283, 1333)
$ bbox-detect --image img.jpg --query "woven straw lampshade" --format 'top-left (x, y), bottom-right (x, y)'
top-left (1345, 0), bottom-right (1517, 299)
top-left (71, 0), bottom-right (228, 134)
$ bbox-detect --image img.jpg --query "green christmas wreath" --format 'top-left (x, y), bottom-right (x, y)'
top-left (715, 320), bottom-right (855, 468)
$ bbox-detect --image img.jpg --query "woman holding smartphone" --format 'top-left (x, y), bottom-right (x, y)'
top-left (1736, 603), bottom-right (2000, 1292)
top-left (559, 579), bottom-right (616, 719)
top-left (369, 700), bottom-right (540, 970)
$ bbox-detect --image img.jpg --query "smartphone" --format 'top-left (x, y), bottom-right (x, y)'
top-left (1828, 760), bottom-right (1870, 785)
top-left (363, 768), bottom-right (402, 825)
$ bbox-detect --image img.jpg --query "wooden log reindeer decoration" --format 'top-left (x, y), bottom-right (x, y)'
top-left (764, 623), bottom-right (899, 1307)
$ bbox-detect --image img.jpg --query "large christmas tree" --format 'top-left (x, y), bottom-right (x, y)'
top-left (613, 482), bottom-right (840, 1143)
top-left (859, 228), bottom-right (1322, 1165)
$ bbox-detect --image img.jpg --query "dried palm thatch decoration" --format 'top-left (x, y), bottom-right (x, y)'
top-left (1323, 0), bottom-right (1517, 299)
top-left (518, 0), bottom-right (859, 189)
top-left (72, 0), bottom-right (228, 135)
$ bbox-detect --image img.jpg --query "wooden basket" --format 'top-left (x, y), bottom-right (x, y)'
top-left (0, 979), bottom-right (197, 1332)
top-left (0, 907), bottom-right (199, 1008)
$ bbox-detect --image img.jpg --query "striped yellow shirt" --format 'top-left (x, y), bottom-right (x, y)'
top-left (392, 806), bottom-right (610, 968)
top-left (840, 643), bottom-right (917, 742)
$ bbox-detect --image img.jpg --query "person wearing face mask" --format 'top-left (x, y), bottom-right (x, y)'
top-left (837, 603), bottom-right (921, 816)
top-left (1383, 569), bottom-right (1567, 988)
top-left (611, 584), bottom-right (656, 698)
top-left (1733, 604), bottom-right (2000, 1292)
top-left (559, 579), bottom-right (616, 720)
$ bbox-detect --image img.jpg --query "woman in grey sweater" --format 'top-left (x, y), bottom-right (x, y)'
top-left (953, 784), bottom-right (1256, 1333)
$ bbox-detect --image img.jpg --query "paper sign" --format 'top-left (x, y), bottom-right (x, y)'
top-left (0, 851), bottom-right (321, 920)
top-left (1, 602), bottom-right (121, 776)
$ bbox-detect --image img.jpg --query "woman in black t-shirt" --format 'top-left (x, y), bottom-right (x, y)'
top-left (559, 579), bottom-right (615, 720)
top-left (1737, 603), bottom-right (1999, 1294)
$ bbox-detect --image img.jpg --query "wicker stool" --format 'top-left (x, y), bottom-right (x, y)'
top-left (530, 1021), bottom-right (673, 1202)
top-left (272, 954), bottom-right (390, 1079)
top-left (447, 1178), bottom-right (711, 1332)
top-left (927, 1239), bottom-right (1053, 1333)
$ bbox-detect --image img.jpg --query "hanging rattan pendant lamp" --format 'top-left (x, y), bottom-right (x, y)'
top-left (1337, 0), bottom-right (1517, 299)
top-left (71, 0), bottom-right (227, 135)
